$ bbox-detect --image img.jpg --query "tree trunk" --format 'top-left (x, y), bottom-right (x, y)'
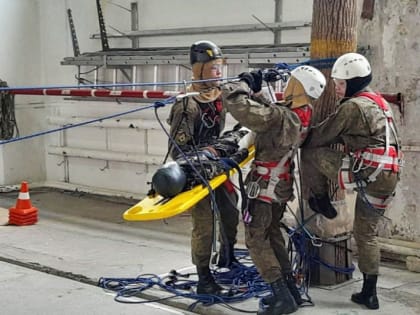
top-left (311, 0), bottom-right (358, 120)
top-left (300, 2), bottom-right (359, 285)
top-left (301, 0), bottom-right (358, 238)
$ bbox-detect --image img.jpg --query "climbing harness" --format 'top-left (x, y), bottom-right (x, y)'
top-left (353, 92), bottom-right (402, 182)
top-left (245, 105), bottom-right (312, 204)
top-left (337, 92), bottom-right (403, 213)
top-left (248, 154), bottom-right (292, 204)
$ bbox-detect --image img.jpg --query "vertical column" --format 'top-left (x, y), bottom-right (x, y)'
top-left (131, 2), bottom-right (139, 49)
top-left (273, 0), bottom-right (283, 45)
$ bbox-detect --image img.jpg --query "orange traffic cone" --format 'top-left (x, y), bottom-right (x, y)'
top-left (8, 181), bottom-right (38, 226)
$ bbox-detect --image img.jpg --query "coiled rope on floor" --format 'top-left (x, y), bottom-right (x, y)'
top-left (98, 249), bottom-right (269, 313)
top-left (98, 224), bottom-right (354, 312)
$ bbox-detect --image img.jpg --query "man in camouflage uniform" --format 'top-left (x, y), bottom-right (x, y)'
top-left (167, 40), bottom-right (239, 295)
top-left (222, 66), bottom-right (327, 315)
top-left (302, 53), bottom-right (402, 310)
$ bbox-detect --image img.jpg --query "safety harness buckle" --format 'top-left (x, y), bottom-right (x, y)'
top-left (246, 181), bottom-right (261, 199)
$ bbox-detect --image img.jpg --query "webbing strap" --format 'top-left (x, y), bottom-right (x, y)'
top-left (365, 193), bottom-right (393, 210)
top-left (252, 150), bottom-right (293, 202)
top-left (356, 92), bottom-right (400, 182)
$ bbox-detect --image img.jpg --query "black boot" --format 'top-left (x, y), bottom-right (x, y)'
top-left (261, 273), bottom-right (303, 308)
top-left (196, 266), bottom-right (229, 296)
top-left (217, 244), bottom-right (239, 268)
top-left (351, 273), bottom-right (379, 310)
top-left (258, 278), bottom-right (298, 315)
top-left (284, 273), bottom-right (303, 305)
top-left (308, 193), bottom-right (338, 219)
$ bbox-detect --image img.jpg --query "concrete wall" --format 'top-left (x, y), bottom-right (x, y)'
top-left (35, 0), bottom-right (313, 199)
top-left (1, 0), bottom-right (419, 242)
top-left (0, 0), bottom-right (46, 184)
top-left (358, 0), bottom-right (420, 242)
top-left (101, 0), bottom-right (312, 47)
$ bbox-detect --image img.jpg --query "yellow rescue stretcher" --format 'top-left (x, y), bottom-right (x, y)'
top-left (123, 145), bottom-right (255, 221)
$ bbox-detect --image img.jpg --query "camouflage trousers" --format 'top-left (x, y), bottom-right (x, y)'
top-left (245, 200), bottom-right (291, 283)
top-left (191, 185), bottom-right (239, 268)
top-left (302, 147), bottom-right (399, 275)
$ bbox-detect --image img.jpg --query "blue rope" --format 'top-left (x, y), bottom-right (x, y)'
top-left (288, 228), bottom-right (355, 286)
top-left (275, 57), bottom-right (337, 70)
top-left (0, 96), bottom-right (176, 146)
top-left (98, 239), bottom-right (354, 310)
top-left (98, 250), bottom-right (269, 312)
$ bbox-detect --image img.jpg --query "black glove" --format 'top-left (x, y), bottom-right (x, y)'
top-left (262, 69), bottom-right (288, 83)
top-left (238, 70), bottom-right (263, 93)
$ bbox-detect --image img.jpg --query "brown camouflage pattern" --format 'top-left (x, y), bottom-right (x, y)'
top-left (191, 186), bottom-right (238, 267)
top-left (302, 93), bottom-right (401, 275)
top-left (167, 95), bottom-right (238, 268)
top-left (221, 81), bottom-right (307, 282)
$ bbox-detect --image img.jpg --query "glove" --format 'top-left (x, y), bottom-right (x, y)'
top-left (262, 69), bottom-right (288, 82)
top-left (262, 69), bottom-right (281, 82)
top-left (238, 70), bottom-right (263, 93)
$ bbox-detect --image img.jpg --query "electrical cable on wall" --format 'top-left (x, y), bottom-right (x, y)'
top-left (0, 79), bottom-right (19, 140)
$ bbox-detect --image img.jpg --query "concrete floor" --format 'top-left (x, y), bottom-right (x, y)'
top-left (1, 188), bottom-right (420, 315)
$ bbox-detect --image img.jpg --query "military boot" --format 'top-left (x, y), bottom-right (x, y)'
top-left (258, 278), bottom-right (298, 315)
top-left (284, 273), bottom-right (303, 305)
top-left (351, 273), bottom-right (379, 309)
top-left (216, 244), bottom-right (239, 268)
top-left (196, 266), bottom-right (229, 295)
top-left (308, 193), bottom-right (338, 219)
top-left (261, 273), bottom-right (303, 307)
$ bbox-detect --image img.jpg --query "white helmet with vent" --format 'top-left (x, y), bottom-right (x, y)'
top-left (291, 65), bottom-right (326, 99)
top-left (331, 52), bottom-right (371, 79)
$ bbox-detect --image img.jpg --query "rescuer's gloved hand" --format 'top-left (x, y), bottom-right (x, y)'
top-left (262, 69), bottom-right (287, 82)
top-left (238, 70), bottom-right (263, 93)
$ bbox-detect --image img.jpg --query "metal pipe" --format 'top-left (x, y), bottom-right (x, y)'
top-left (90, 21), bottom-right (311, 39)
top-left (132, 66), bottom-right (137, 91)
top-left (11, 88), bottom-right (283, 100)
top-left (47, 116), bottom-right (162, 130)
top-left (48, 145), bottom-right (163, 165)
top-left (130, 2), bottom-right (139, 48)
top-left (11, 88), bottom-right (181, 99)
top-left (274, 0), bottom-right (283, 45)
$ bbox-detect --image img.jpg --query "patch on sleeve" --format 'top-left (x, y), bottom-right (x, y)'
top-left (175, 131), bottom-right (189, 145)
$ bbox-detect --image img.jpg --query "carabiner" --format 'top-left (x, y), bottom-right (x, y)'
top-left (311, 236), bottom-right (323, 247)
top-left (246, 181), bottom-right (261, 199)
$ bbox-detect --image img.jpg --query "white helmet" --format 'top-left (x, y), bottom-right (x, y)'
top-left (331, 52), bottom-right (371, 80)
top-left (291, 65), bottom-right (326, 99)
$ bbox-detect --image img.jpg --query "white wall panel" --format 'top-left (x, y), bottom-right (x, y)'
top-left (108, 129), bottom-right (147, 153)
top-left (0, 0), bottom-right (46, 185)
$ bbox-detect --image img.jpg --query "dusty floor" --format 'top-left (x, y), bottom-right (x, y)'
top-left (1, 188), bottom-right (420, 315)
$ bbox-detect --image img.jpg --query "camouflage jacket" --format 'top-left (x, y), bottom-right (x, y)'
top-left (307, 92), bottom-right (400, 151)
top-left (167, 96), bottom-right (226, 159)
top-left (221, 81), bottom-right (302, 161)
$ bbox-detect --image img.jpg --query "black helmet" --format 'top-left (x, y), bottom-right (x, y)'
top-left (152, 162), bottom-right (187, 198)
top-left (190, 40), bottom-right (223, 65)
